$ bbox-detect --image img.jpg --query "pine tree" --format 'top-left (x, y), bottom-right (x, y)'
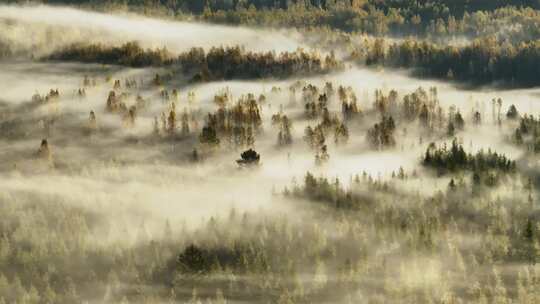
top-left (181, 110), bottom-right (190, 135)
top-left (507, 105), bottom-right (519, 120)
top-left (167, 110), bottom-right (176, 134)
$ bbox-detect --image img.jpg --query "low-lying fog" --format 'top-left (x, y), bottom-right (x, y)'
top-left (0, 4), bottom-right (304, 56)
top-left (1, 57), bottom-right (536, 228)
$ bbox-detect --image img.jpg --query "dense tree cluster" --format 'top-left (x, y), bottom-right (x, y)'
top-left (37, 0), bottom-right (540, 42)
top-left (366, 115), bottom-right (396, 149)
top-left (295, 171), bottom-right (377, 209)
top-left (370, 87), bottom-right (447, 137)
top-left (272, 112), bottom-right (293, 146)
top-left (196, 5), bottom-right (540, 46)
top-left (200, 92), bottom-right (262, 149)
top-left (180, 46), bottom-right (342, 81)
top-left (48, 41), bottom-right (173, 67)
top-left (48, 42), bottom-right (342, 81)
top-left (1, 158), bottom-right (537, 303)
top-left (358, 37), bottom-right (540, 87)
top-left (280, 162), bottom-right (540, 303)
top-left (514, 114), bottom-right (540, 153)
top-left (423, 139), bottom-right (516, 174)
top-left (296, 82), bottom-right (353, 161)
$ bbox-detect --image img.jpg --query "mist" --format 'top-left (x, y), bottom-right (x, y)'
top-left (0, 4), bottom-right (304, 57)
top-left (1, 4), bottom-right (540, 304)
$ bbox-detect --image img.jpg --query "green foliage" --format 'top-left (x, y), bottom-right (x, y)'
top-left (201, 92), bottom-right (263, 149)
top-left (200, 5), bottom-right (540, 43)
top-left (356, 38), bottom-right (540, 87)
top-left (48, 43), bottom-right (342, 81)
top-left (237, 148), bottom-right (260, 165)
top-left (177, 244), bottom-right (213, 274)
top-left (6, 0), bottom-right (540, 46)
top-left (423, 139), bottom-right (516, 174)
top-left (513, 114), bottom-right (540, 153)
top-left (48, 41), bottom-right (173, 67)
top-left (507, 104), bottom-right (519, 120)
top-left (199, 124), bottom-right (220, 146)
top-left (367, 115), bottom-right (396, 149)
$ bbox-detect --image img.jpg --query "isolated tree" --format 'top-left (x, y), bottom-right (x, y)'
top-left (181, 111), bottom-right (190, 135)
top-left (124, 106), bottom-right (136, 128)
top-left (106, 91), bottom-right (117, 112)
top-left (473, 111), bottom-right (482, 125)
top-left (153, 116), bottom-right (160, 135)
top-left (88, 110), bottom-right (97, 131)
top-left (447, 121), bottom-right (455, 136)
top-left (191, 149), bottom-right (199, 162)
top-left (237, 149), bottom-right (260, 166)
top-left (507, 105), bottom-right (519, 120)
top-left (167, 110), bottom-right (176, 134)
top-left (448, 178), bottom-right (457, 190)
top-left (419, 104), bottom-right (429, 128)
top-left (37, 139), bottom-right (52, 161)
top-left (454, 111), bottom-right (465, 130)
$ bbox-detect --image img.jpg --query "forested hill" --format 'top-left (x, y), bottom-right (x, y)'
top-left (8, 0), bottom-right (540, 15)
top-left (5, 0), bottom-right (540, 37)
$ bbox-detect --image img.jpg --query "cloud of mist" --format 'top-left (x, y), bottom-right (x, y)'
top-left (1, 6), bottom-right (539, 302)
top-left (0, 4), bottom-right (305, 57)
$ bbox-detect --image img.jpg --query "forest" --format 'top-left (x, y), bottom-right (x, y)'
top-left (10, 0), bottom-right (540, 40)
top-left (48, 42), bottom-right (342, 80)
top-left (355, 37), bottom-right (540, 87)
top-left (2, 1), bottom-right (540, 304)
